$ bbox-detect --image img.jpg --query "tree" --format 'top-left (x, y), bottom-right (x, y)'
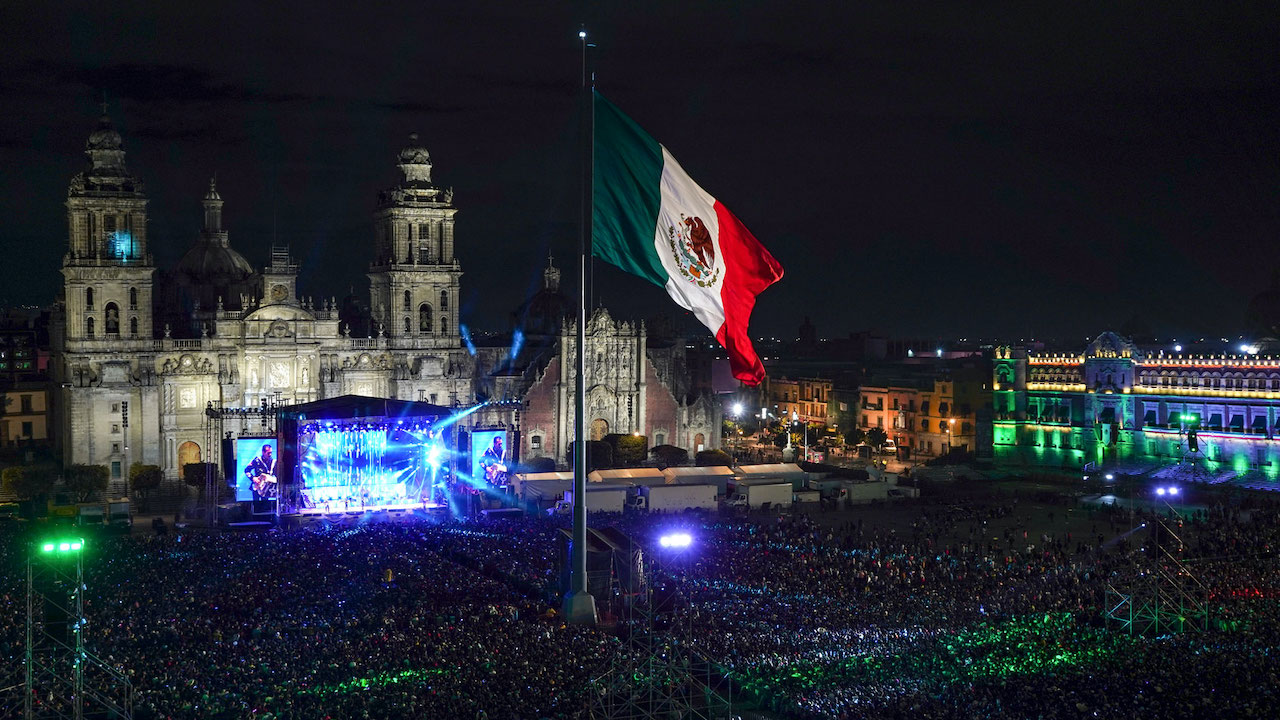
top-left (843, 427), bottom-right (866, 446)
top-left (605, 433), bottom-right (648, 467)
top-left (183, 462), bottom-right (219, 487)
top-left (64, 464), bottom-right (109, 502)
top-left (650, 444), bottom-right (689, 469)
top-left (129, 463), bottom-right (164, 509)
top-left (695, 449), bottom-right (732, 467)
top-left (1, 465), bottom-right (56, 500)
top-left (865, 427), bottom-right (888, 450)
top-left (567, 441), bottom-right (613, 471)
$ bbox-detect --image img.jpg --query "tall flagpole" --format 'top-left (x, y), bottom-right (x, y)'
top-left (564, 24), bottom-right (598, 625)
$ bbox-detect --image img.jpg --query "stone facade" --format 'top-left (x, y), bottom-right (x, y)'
top-left (517, 307), bottom-right (721, 463)
top-left (52, 115), bottom-right (473, 486)
top-left (49, 113), bottom-right (718, 488)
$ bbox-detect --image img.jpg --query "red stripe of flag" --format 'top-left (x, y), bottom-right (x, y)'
top-left (712, 201), bottom-right (784, 385)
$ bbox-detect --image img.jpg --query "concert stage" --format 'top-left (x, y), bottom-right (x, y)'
top-left (272, 396), bottom-right (456, 516)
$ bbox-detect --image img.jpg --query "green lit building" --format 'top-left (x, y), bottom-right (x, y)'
top-left (991, 332), bottom-right (1280, 480)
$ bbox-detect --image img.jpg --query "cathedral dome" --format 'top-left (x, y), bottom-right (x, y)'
top-left (396, 133), bottom-right (433, 184)
top-left (398, 135), bottom-right (431, 166)
top-left (86, 114), bottom-right (123, 151)
top-left (175, 241), bottom-right (255, 283)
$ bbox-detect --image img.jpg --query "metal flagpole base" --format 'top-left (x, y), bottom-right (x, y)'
top-left (563, 589), bottom-right (598, 625)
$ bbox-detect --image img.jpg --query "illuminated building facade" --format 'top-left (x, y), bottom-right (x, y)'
top-left (52, 113), bottom-right (474, 487)
top-left (993, 331), bottom-right (1280, 479)
top-left (50, 111), bottom-right (714, 490)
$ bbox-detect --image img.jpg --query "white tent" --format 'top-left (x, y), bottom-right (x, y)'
top-left (588, 468), bottom-right (666, 485)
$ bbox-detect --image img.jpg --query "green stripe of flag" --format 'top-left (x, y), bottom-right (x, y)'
top-left (592, 92), bottom-right (668, 287)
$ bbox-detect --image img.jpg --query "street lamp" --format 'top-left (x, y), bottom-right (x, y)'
top-left (947, 418), bottom-right (955, 455)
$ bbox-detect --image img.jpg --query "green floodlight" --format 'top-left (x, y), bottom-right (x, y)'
top-left (39, 539), bottom-right (84, 554)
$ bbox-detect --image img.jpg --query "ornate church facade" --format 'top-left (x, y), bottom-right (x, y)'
top-left (49, 112), bottom-right (718, 487)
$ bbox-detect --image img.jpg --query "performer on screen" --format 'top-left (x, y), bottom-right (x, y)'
top-left (480, 435), bottom-right (508, 485)
top-left (245, 443), bottom-right (278, 501)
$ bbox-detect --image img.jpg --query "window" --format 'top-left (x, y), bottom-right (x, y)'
top-left (419, 304), bottom-right (433, 332)
top-left (104, 302), bottom-right (120, 335)
top-left (404, 317), bottom-right (411, 335)
top-left (111, 423), bottom-right (120, 434)
top-left (111, 461), bottom-right (121, 479)
top-left (130, 317), bottom-right (138, 335)
top-left (430, 393), bottom-right (438, 404)
top-left (86, 316), bottom-right (95, 338)
top-left (22, 421), bottom-right (33, 437)
top-left (403, 290), bottom-right (411, 311)
top-left (20, 395), bottom-right (32, 413)
top-left (655, 433), bottom-right (665, 445)
top-left (440, 290), bottom-right (448, 310)
top-left (111, 442), bottom-right (121, 454)
top-left (111, 403), bottom-right (120, 413)
top-left (921, 419), bottom-right (929, 431)
top-left (441, 316), bottom-right (449, 335)
top-left (129, 287), bottom-right (138, 309)
top-left (531, 435), bottom-right (542, 450)
top-left (86, 288), bottom-right (94, 310)
top-left (927, 441), bottom-right (933, 453)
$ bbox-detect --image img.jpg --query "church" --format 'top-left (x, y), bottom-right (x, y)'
top-left (50, 111), bottom-right (720, 489)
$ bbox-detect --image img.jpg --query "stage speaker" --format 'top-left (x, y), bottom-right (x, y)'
top-left (222, 438), bottom-right (236, 483)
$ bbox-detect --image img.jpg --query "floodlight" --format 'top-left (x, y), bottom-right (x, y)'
top-left (70, 542), bottom-right (82, 550)
top-left (658, 532), bottom-right (692, 549)
top-left (579, 30), bottom-right (587, 38)
top-left (41, 543), bottom-right (54, 552)
top-left (1156, 487), bottom-right (1166, 496)
top-left (58, 543), bottom-right (70, 551)
top-left (1168, 487), bottom-right (1179, 496)
top-left (1105, 473), bottom-right (1114, 481)
top-left (732, 402), bottom-right (743, 416)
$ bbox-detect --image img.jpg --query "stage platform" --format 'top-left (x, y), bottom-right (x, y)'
top-left (288, 502), bottom-right (447, 517)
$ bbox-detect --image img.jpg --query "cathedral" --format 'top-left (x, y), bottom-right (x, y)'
top-left (50, 112), bottom-right (719, 488)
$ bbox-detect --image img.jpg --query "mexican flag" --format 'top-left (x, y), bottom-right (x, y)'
top-left (592, 92), bottom-right (783, 386)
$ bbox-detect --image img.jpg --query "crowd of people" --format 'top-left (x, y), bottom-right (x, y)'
top-left (0, 486), bottom-right (1277, 719)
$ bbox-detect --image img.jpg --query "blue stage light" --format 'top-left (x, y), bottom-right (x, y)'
top-left (658, 532), bottom-right (692, 549)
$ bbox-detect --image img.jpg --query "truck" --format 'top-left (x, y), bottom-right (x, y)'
top-left (725, 480), bottom-right (792, 511)
top-left (547, 486), bottom-right (629, 515)
top-left (635, 483), bottom-right (717, 513)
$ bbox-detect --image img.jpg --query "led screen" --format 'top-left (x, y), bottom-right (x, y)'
top-left (296, 424), bottom-right (445, 508)
top-left (471, 429), bottom-right (510, 486)
top-left (235, 437), bottom-right (278, 501)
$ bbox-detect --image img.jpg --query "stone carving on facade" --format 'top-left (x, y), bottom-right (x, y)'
top-left (268, 319), bottom-right (291, 338)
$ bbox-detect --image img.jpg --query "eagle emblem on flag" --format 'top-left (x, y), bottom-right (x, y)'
top-left (667, 214), bottom-right (722, 288)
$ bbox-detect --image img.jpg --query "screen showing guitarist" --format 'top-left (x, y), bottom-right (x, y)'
top-left (245, 443), bottom-right (278, 500)
top-left (480, 435), bottom-right (508, 485)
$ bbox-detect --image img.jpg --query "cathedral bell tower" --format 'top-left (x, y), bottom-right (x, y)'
top-left (62, 110), bottom-right (156, 341)
top-left (368, 133), bottom-right (461, 346)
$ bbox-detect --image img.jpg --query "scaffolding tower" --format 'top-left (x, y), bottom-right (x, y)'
top-left (1105, 512), bottom-right (1210, 636)
top-left (589, 540), bottom-right (736, 720)
top-left (23, 538), bottom-right (132, 720)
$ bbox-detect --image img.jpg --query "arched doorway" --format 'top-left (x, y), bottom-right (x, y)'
top-left (177, 441), bottom-right (201, 472)
top-left (694, 433), bottom-right (705, 451)
top-left (591, 418), bottom-right (609, 441)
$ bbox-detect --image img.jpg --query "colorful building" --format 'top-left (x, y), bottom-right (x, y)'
top-left (992, 331), bottom-right (1280, 480)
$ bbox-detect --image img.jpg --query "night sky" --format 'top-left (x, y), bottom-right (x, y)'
top-left (1, 3), bottom-right (1277, 342)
